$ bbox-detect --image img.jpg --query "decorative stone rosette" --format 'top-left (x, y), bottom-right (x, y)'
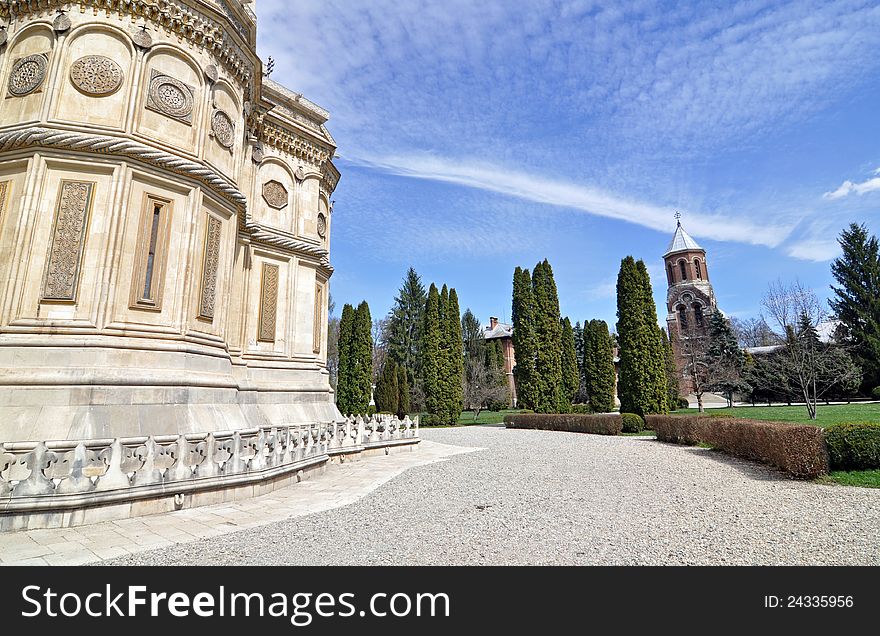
top-left (145, 69), bottom-right (195, 124)
top-left (8, 53), bottom-right (49, 97)
top-left (262, 180), bottom-right (289, 209)
top-left (69, 55), bottom-right (124, 96)
top-left (211, 109), bottom-right (235, 149)
top-left (317, 213), bottom-right (327, 239)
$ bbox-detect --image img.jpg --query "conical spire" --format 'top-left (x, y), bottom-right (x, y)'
top-left (664, 221), bottom-right (703, 256)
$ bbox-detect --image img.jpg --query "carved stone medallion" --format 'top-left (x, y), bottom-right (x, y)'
top-left (262, 180), bottom-right (288, 209)
top-left (53, 12), bottom-right (72, 32)
top-left (317, 213), bottom-right (327, 239)
top-left (294, 166), bottom-right (305, 181)
top-left (132, 27), bottom-right (153, 49)
top-left (70, 56), bottom-right (124, 96)
top-left (211, 109), bottom-right (235, 149)
top-left (251, 143), bottom-right (264, 164)
top-left (8, 53), bottom-right (49, 97)
top-left (146, 69), bottom-right (194, 124)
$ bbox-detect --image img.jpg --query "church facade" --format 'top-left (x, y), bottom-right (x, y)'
top-left (0, 1), bottom-right (417, 530)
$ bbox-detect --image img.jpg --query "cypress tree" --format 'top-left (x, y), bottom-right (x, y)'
top-left (374, 359), bottom-right (399, 414)
top-left (660, 327), bottom-right (681, 409)
top-left (422, 284), bottom-right (442, 422)
top-left (617, 256), bottom-right (669, 416)
top-left (335, 303), bottom-right (355, 415)
top-left (352, 301), bottom-right (374, 414)
top-left (532, 260), bottom-right (565, 413)
top-left (561, 317), bottom-right (579, 404)
top-left (586, 319), bottom-right (616, 413)
top-left (443, 288), bottom-right (464, 424)
top-left (396, 364), bottom-right (411, 419)
top-left (830, 223), bottom-right (880, 390)
top-left (636, 260), bottom-right (669, 414)
top-left (493, 339), bottom-right (506, 371)
top-left (573, 320), bottom-right (586, 402)
top-left (511, 267), bottom-right (537, 409)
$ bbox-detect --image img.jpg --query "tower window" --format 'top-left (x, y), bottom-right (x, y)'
top-left (667, 263), bottom-right (674, 285)
top-left (694, 304), bottom-right (704, 327)
top-left (679, 259), bottom-right (688, 281)
top-left (677, 304), bottom-right (688, 331)
top-left (694, 258), bottom-right (703, 280)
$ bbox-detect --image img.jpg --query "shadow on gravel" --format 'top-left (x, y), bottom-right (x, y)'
top-left (674, 445), bottom-right (793, 483)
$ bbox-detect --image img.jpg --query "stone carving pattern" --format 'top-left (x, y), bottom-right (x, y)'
top-left (258, 263), bottom-right (280, 342)
top-left (0, 416), bottom-right (417, 509)
top-left (146, 69), bottom-right (195, 124)
top-left (0, 181), bottom-right (8, 218)
top-left (262, 180), bottom-right (288, 209)
top-left (198, 215), bottom-right (223, 320)
top-left (211, 109), bottom-right (235, 148)
top-left (313, 285), bottom-right (323, 354)
top-left (42, 181), bottom-right (94, 301)
top-left (70, 55), bottom-right (124, 96)
top-left (8, 53), bottom-right (48, 97)
top-left (317, 213), bottom-right (327, 239)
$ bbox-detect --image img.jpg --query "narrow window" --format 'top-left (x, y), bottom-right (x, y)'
top-left (143, 202), bottom-right (162, 300)
top-left (679, 259), bottom-right (688, 281)
top-left (667, 263), bottom-right (675, 285)
top-left (694, 258), bottom-right (703, 280)
top-left (678, 305), bottom-right (688, 331)
top-left (131, 195), bottom-right (171, 310)
top-left (694, 304), bottom-right (704, 327)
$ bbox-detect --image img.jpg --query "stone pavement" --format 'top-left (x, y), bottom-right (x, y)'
top-left (0, 440), bottom-right (479, 566)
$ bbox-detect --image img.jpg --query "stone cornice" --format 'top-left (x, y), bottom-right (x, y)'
top-left (0, 0), bottom-right (258, 90)
top-left (0, 126), bottom-right (247, 209)
top-left (242, 223), bottom-right (333, 274)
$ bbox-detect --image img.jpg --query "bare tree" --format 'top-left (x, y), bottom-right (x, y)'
top-left (326, 295), bottom-right (340, 388)
top-left (761, 280), bottom-right (860, 420)
top-left (730, 316), bottom-right (781, 348)
top-left (463, 355), bottom-right (509, 420)
top-left (677, 321), bottom-right (712, 413)
top-left (371, 318), bottom-right (390, 384)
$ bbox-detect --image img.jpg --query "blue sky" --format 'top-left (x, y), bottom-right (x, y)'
top-left (256, 0), bottom-right (880, 330)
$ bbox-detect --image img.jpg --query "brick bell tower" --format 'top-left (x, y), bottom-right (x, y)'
top-left (664, 215), bottom-right (717, 396)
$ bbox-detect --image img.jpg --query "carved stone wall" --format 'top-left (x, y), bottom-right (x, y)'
top-left (41, 181), bottom-right (94, 302)
top-left (258, 263), bottom-right (280, 342)
top-left (198, 214), bottom-right (223, 320)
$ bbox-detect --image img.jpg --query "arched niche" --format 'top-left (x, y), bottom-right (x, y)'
top-left (298, 173), bottom-right (320, 239)
top-left (52, 25), bottom-right (135, 131)
top-left (205, 79), bottom-right (242, 181)
top-left (136, 46), bottom-right (204, 155)
top-left (255, 158), bottom-right (295, 232)
top-left (1, 24), bottom-right (55, 127)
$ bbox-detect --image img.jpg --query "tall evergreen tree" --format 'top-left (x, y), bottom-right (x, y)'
top-left (617, 257), bottom-right (669, 416)
top-left (511, 267), bottom-right (537, 409)
top-left (443, 288), bottom-right (465, 423)
top-left (585, 319), bottom-right (616, 413)
top-left (422, 284), bottom-right (442, 420)
top-left (374, 359), bottom-right (399, 414)
top-left (573, 320), bottom-right (587, 402)
top-left (351, 301), bottom-right (374, 414)
top-left (830, 223), bottom-right (880, 390)
top-left (461, 309), bottom-right (485, 366)
top-left (386, 267), bottom-right (427, 397)
top-left (532, 260), bottom-right (565, 412)
top-left (561, 317), bottom-right (579, 404)
top-left (660, 327), bottom-right (681, 409)
top-left (705, 310), bottom-right (749, 408)
top-left (396, 364), bottom-right (411, 419)
top-left (335, 303), bottom-right (356, 415)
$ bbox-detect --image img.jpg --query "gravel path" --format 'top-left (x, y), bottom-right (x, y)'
top-left (106, 426), bottom-right (880, 565)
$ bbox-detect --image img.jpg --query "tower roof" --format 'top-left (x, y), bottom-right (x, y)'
top-left (664, 222), bottom-right (704, 257)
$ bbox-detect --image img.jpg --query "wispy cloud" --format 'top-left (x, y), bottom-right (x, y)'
top-left (823, 169), bottom-right (880, 199)
top-left (786, 239), bottom-right (841, 262)
top-left (348, 153), bottom-right (793, 248)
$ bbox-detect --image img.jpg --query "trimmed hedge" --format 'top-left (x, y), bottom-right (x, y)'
top-left (648, 415), bottom-right (829, 479)
top-left (621, 412), bottom-right (645, 433)
top-left (504, 413), bottom-right (622, 436)
top-left (825, 423), bottom-right (880, 471)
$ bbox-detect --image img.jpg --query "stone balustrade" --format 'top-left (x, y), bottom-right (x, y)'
top-left (0, 415), bottom-right (418, 530)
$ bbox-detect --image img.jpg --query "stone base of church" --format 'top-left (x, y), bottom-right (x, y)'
top-left (0, 416), bottom-right (419, 531)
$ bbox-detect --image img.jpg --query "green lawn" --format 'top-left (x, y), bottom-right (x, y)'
top-left (455, 409), bottom-right (527, 425)
top-left (678, 403), bottom-right (880, 427)
top-left (819, 470), bottom-right (880, 488)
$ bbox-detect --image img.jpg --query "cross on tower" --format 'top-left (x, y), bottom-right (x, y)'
top-left (674, 211), bottom-right (682, 226)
